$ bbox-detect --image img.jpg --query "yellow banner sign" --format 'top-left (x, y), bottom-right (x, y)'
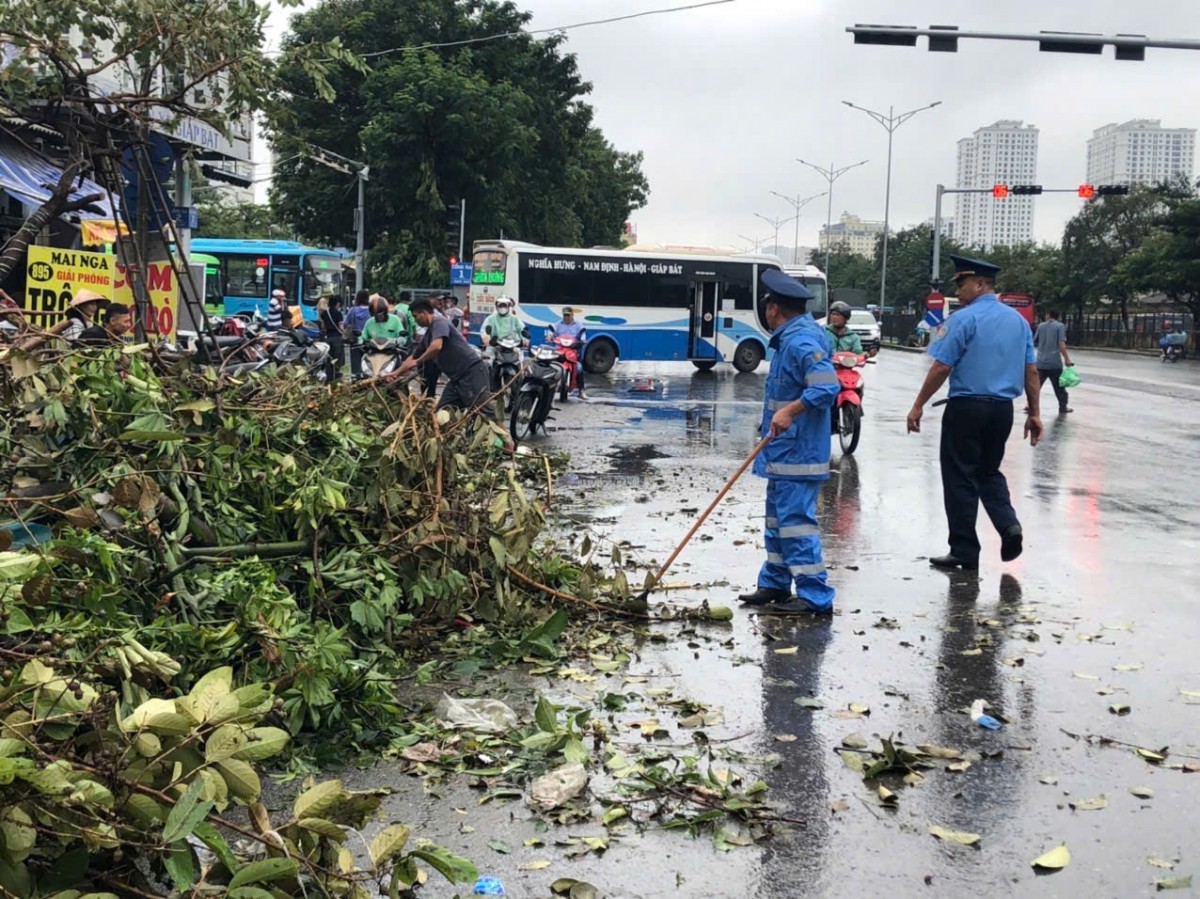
top-left (23, 245), bottom-right (178, 339)
top-left (23, 246), bottom-right (115, 328)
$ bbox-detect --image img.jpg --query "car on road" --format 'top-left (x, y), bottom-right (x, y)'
top-left (848, 310), bottom-right (881, 352)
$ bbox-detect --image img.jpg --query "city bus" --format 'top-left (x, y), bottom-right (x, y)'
top-left (189, 238), bottom-right (346, 321)
top-left (468, 240), bottom-right (828, 373)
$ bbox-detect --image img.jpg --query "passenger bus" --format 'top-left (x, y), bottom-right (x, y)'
top-left (468, 240), bottom-right (827, 373)
top-left (189, 239), bottom-right (346, 321)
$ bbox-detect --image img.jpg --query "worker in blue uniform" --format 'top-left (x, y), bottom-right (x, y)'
top-left (907, 255), bottom-right (1043, 571)
top-left (738, 269), bottom-right (840, 614)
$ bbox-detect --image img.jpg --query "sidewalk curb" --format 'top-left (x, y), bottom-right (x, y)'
top-left (884, 343), bottom-right (1170, 359)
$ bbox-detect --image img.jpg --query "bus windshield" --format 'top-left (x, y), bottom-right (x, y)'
top-left (799, 278), bottom-right (828, 318)
top-left (305, 255), bottom-right (343, 304)
top-left (472, 249), bottom-right (506, 285)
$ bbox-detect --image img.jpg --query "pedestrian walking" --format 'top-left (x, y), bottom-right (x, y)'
top-left (737, 269), bottom-right (839, 615)
top-left (318, 294), bottom-right (345, 381)
top-left (398, 298), bottom-right (490, 412)
top-left (345, 290), bottom-right (372, 377)
top-left (906, 255), bottom-right (1043, 572)
top-left (266, 288), bottom-right (288, 331)
top-left (1033, 310), bottom-right (1074, 414)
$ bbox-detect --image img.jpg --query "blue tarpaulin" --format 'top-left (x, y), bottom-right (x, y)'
top-left (0, 138), bottom-right (113, 219)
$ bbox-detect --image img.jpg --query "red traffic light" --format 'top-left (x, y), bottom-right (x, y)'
top-left (992, 184), bottom-right (1009, 199)
top-left (1078, 184), bottom-right (1096, 199)
top-left (448, 256), bottom-right (458, 266)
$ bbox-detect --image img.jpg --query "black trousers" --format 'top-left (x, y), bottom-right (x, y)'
top-left (940, 398), bottom-right (1020, 563)
top-left (422, 360), bottom-right (441, 398)
top-left (437, 363), bottom-right (491, 413)
top-left (1037, 367), bottom-right (1069, 411)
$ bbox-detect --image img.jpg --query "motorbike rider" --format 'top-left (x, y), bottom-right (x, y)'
top-left (549, 306), bottom-right (587, 399)
top-left (824, 301), bottom-right (864, 355)
top-left (1160, 322), bottom-right (1188, 357)
top-left (482, 297), bottom-right (530, 348)
top-left (361, 296), bottom-right (406, 342)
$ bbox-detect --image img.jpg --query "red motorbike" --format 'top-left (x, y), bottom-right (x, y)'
top-left (831, 351), bottom-right (867, 454)
top-left (546, 333), bottom-right (582, 399)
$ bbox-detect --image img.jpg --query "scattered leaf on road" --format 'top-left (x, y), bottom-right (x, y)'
top-left (794, 697), bottom-right (824, 710)
top-left (839, 750), bottom-right (866, 773)
top-left (774, 734), bottom-right (798, 743)
top-left (947, 761), bottom-right (972, 773)
top-left (1136, 748), bottom-right (1168, 763)
top-left (829, 798), bottom-right (850, 813)
top-left (848, 703), bottom-right (870, 715)
top-left (918, 744), bottom-right (963, 760)
top-left (487, 838), bottom-right (511, 854)
top-left (1073, 672), bottom-right (1100, 680)
top-left (1129, 786), bottom-right (1155, 799)
top-left (1110, 704), bottom-right (1132, 716)
top-left (1032, 844), bottom-right (1071, 870)
top-left (1156, 876), bottom-right (1193, 891)
top-left (842, 733), bottom-right (869, 749)
top-left (1148, 857), bottom-right (1177, 870)
top-left (773, 647), bottom-right (798, 655)
top-left (929, 825), bottom-right (981, 847)
top-left (1113, 663), bottom-right (1144, 672)
top-left (1070, 795), bottom-right (1108, 811)
top-left (521, 860), bottom-right (552, 870)
top-left (877, 785), bottom-right (898, 806)
top-left (1039, 775), bottom-right (1059, 786)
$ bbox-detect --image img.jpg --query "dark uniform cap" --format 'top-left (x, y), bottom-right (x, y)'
top-left (949, 254), bottom-right (1001, 281)
top-left (761, 269), bottom-right (815, 301)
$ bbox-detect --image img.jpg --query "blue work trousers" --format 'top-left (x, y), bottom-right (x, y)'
top-left (758, 479), bottom-right (835, 609)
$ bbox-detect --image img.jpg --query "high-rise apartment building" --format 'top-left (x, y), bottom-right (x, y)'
top-left (1086, 120), bottom-right (1195, 187)
top-left (819, 212), bottom-right (886, 258)
top-left (954, 121), bottom-right (1039, 249)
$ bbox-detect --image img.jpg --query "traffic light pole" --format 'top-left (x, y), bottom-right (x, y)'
top-left (458, 198), bottom-right (466, 261)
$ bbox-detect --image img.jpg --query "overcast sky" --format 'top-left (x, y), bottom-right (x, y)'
top-left (266, 0), bottom-right (1200, 253)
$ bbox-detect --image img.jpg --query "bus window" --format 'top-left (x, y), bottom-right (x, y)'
top-left (800, 279), bottom-right (828, 318)
top-left (305, 255), bottom-right (343, 305)
top-left (272, 269), bottom-right (298, 304)
top-left (724, 270), bottom-right (753, 311)
top-left (225, 256), bottom-right (269, 298)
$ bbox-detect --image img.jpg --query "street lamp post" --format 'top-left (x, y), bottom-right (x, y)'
top-left (841, 99), bottom-right (942, 309)
top-left (753, 212), bottom-right (799, 258)
top-left (796, 158), bottom-right (869, 273)
top-left (769, 190), bottom-right (827, 265)
top-left (737, 233), bottom-right (770, 254)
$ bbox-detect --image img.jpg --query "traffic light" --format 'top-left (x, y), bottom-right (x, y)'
top-left (445, 202), bottom-right (462, 258)
top-left (1010, 184), bottom-right (1043, 195)
top-left (1078, 184), bottom-right (1096, 199)
top-left (992, 184), bottom-right (1009, 198)
top-left (1096, 185), bottom-right (1130, 196)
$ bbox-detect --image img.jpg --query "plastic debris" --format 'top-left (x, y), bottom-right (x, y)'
top-left (435, 694), bottom-right (518, 734)
top-left (473, 876), bottom-right (506, 895)
top-left (970, 699), bottom-right (1002, 730)
top-left (529, 761), bottom-right (589, 810)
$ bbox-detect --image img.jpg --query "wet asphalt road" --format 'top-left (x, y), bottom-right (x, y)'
top-left (350, 349), bottom-right (1200, 898)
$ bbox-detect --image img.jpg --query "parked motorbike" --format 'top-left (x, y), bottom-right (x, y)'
top-left (830, 351), bottom-right (868, 454)
top-left (161, 315), bottom-right (272, 376)
top-left (488, 336), bottom-right (525, 411)
top-left (510, 342), bottom-right (570, 442)
top-left (268, 328), bottom-right (332, 382)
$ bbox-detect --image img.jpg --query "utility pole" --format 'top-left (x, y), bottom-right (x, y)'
top-left (769, 190), bottom-right (827, 265)
top-left (308, 144), bottom-right (369, 291)
top-left (753, 212), bottom-right (799, 258)
top-left (842, 99), bottom-right (942, 309)
top-left (796, 158), bottom-right (869, 273)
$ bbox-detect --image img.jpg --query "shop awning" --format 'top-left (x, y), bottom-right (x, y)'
top-left (0, 138), bottom-right (114, 219)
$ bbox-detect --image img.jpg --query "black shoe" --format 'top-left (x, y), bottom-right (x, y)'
top-left (1001, 525), bottom-right (1023, 562)
top-left (758, 599), bottom-right (834, 617)
top-left (1059, 407), bottom-right (1073, 414)
top-left (737, 587), bottom-right (790, 606)
top-left (930, 554), bottom-right (979, 571)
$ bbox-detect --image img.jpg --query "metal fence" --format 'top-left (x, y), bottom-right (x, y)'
top-left (881, 312), bottom-right (920, 346)
top-left (882, 310), bottom-right (1195, 352)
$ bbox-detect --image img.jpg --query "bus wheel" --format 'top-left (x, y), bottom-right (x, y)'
top-left (732, 340), bottom-right (764, 373)
top-left (692, 359), bottom-right (717, 372)
top-left (583, 339), bottom-right (617, 374)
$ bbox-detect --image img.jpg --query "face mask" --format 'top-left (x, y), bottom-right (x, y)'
top-left (374, 312), bottom-right (387, 322)
top-left (498, 307), bottom-right (510, 316)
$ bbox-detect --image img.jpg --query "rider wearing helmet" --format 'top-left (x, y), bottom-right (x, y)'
top-left (361, 295), bottom-right (406, 342)
top-left (481, 297), bottom-right (530, 347)
top-left (824, 301), bottom-right (863, 355)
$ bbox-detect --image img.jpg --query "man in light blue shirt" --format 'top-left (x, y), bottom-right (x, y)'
top-left (907, 255), bottom-right (1043, 571)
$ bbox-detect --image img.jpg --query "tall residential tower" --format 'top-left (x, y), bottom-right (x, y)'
top-left (954, 120), bottom-right (1039, 250)
top-left (1086, 120), bottom-right (1195, 187)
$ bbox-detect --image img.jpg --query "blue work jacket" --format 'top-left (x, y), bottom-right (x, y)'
top-left (753, 313), bottom-right (839, 481)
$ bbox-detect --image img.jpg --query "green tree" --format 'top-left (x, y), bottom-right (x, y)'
top-left (1059, 180), bottom-right (1191, 324)
top-left (0, 0), bottom-right (353, 282)
top-left (876, 226), bottom-right (965, 311)
top-left (1114, 196), bottom-right (1200, 323)
top-left (194, 195), bottom-right (295, 241)
top-left (269, 0), bottom-right (649, 286)
top-left (984, 243), bottom-right (1067, 310)
top-left (816, 247), bottom-right (877, 294)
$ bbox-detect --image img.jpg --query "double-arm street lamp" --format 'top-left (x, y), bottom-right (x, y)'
top-left (795, 158), bottom-right (869, 273)
top-left (841, 99), bottom-right (942, 309)
top-left (753, 211), bottom-right (799, 259)
top-left (769, 190), bottom-right (827, 265)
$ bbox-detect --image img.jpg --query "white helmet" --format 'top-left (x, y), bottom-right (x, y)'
top-left (495, 296), bottom-right (513, 307)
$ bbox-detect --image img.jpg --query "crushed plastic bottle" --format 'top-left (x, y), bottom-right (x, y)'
top-left (970, 699), bottom-right (1002, 730)
top-left (472, 875), bottom-right (506, 895)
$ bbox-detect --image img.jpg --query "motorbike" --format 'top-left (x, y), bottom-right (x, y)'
top-left (510, 341), bottom-right (570, 442)
top-left (543, 333), bottom-right (582, 400)
top-left (358, 336), bottom-right (411, 382)
top-left (162, 315), bottom-right (272, 376)
top-left (830, 351), bottom-right (868, 454)
top-left (488, 336), bottom-right (525, 411)
top-left (1161, 341), bottom-right (1187, 363)
top-left (268, 328), bottom-right (332, 382)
